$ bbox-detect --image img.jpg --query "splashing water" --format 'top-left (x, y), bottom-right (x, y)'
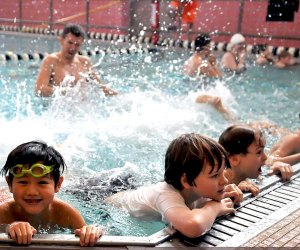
top-left (0, 48), bottom-right (299, 236)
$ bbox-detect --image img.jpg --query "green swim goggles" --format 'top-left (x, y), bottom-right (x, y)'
top-left (9, 163), bottom-right (54, 178)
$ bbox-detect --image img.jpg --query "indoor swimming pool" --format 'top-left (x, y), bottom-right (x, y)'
top-left (0, 32), bottom-right (300, 238)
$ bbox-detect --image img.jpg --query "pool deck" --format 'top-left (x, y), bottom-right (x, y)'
top-left (242, 207), bottom-right (300, 248)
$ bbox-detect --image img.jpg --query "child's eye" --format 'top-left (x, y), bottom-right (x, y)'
top-left (211, 173), bottom-right (219, 178)
top-left (17, 180), bottom-right (28, 185)
top-left (38, 180), bottom-right (50, 185)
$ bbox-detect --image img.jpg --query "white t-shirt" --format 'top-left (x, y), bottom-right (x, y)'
top-left (120, 181), bottom-right (207, 222)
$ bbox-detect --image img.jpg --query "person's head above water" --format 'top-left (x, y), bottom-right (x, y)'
top-left (1, 141), bottom-right (67, 187)
top-left (61, 23), bottom-right (85, 39)
top-left (218, 125), bottom-right (265, 157)
top-left (164, 133), bottom-right (230, 190)
top-left (230, 33), bottom-right (245, 47)
top-left (194, 33), bottom-right (211, 52)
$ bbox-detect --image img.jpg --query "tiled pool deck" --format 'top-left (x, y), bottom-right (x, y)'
top-left (242, 207), bottom-right (300, 248)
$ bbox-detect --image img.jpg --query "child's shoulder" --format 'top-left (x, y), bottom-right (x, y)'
top-left (50, 198), bottom-right (84, 228)
top-left (52, 197), bottom-right (77, 212)
top-left (0, 199), bottom-right (17, 223)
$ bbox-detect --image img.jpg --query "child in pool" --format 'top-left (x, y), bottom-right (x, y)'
top-left (107, 133), bottom-right (243, 238)
top-left (218, 125), bottom-right (293, 196)
top-left (268, 129), bottom-right (300, 166)
top-left (0, 141), bottom-right (102, 246)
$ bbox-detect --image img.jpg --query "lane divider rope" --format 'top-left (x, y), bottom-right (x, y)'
top-left (0, 25), bottom-right (299, 61)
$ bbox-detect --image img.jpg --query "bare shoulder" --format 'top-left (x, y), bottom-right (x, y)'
top-left (78, 54), bottom-right (92, 65)
top-left (42, 52), bottom-right (60, 65)
top-left (222, 52), bottom-right (233, 60)
top-left (52, 197), bottom-right (78, 213)
top-left (52, 197), bottom-right (85, 229)
top-left (0, 199), bottom-right (17, 223)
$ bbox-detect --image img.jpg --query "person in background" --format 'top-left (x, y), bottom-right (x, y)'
top-left (107, 133), bottom-right (243, 238)
top-left (274, 50), bottom-right (297, 68)
top-left (221, 33), bottom-right (247, 73)
top-left (168, 0), bottom-right (198, 40)
top-left (255, 45), bottom-right (275, 66)
top-left (0, 141), bottom-right (102, 246)
top-left (268, 129), bottom-right (300, 166)
top-left (183, 33), bottom-right (222, 78)
top-left (183, 34), bottom-right (234, 120)
top-left (219, 125), bottom-right (293, 196)
top-left (195, 94), bottom-right (236, 121)
top-left (35, 23), bottom-right (117, 97)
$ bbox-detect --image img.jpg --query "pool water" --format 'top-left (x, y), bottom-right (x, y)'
top-left (0, 33), bottom-right (300, 236)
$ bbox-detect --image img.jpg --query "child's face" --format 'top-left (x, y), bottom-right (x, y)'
top-left (7, 165), bottom-right (62, 216)
top-left (237, 141), bottom-right (267, 179)
top-left (188, 160), bottom-right (228, 201)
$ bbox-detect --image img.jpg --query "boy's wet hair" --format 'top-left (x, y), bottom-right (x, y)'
top-left (278, 50), bottom-right (291, 60)
top-left (194, 33), bottom-right (211, 51)
top-left (61, 23), bottom-right (85, 39)
top-left (1, 141), bottom-right (66, 186)
top-left (218, 125), bottom-right (265, 156)
top-left (164, 133), bottom-right (229, 190)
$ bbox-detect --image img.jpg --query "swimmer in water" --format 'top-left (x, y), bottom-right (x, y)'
top-left (107, 133), bottom-right (243, 238)
top-left (183, 33), bottom-right (222, 78)
top-left (221, 33), bottom-right (247, 73)
top-left (0, 141), bottom-right (102, 246)
top-left (219, 125), bottom-right (293, 196)
top-left (35, 23), bottom-right (117, 97)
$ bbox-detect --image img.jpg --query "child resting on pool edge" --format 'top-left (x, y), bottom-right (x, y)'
top-left (106, 133), bottom-right (243, 238)
top-left (0, 141), bottom-right (101, 246)
top-left (218, 125), bottom-right (293, 196)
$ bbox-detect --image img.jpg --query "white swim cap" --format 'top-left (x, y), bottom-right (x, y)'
top-left (230, 33), bottom-right (245, 46)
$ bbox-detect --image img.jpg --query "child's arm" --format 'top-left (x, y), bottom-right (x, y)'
top-left (55, 199), bottom-right (102, 246)
top-left (164, 198), bottom-right (235, 238)
top-left (237, 179), bottom-right (260, 196)
top-left (268, 161), bottom-right (293, 181)
top-left (6, 222), bottom-right (37, 245)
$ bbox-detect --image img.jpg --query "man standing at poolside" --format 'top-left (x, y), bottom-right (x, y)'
top-left (35, 23), bottom-right (117, 97)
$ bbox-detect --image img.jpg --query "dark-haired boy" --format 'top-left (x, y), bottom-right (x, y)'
top-left (107, 133), bottom-right (243, 238)
top-left (0, 141), bottom-right (102, 246)
top-left (183, 33), bottom-right (222, 78)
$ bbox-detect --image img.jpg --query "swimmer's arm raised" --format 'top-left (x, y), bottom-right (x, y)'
top-left (86, 59), bottom-right (118, 96)
top-left (35, 56), bottom-right (56, 97)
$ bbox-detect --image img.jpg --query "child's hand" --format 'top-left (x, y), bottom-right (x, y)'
top-left (222, 184), bottom-right (243, 205)
top-left (7, 221), bottom-right (37, 245)
top-left (101, 85), bottom-right (118, 96)
top-left (238, 179), bottom-right (260, 196)
top-left (218, 197), bottom-right (235, 216)
top-left (74, 225), bottom-right (102, 247)
top-left (269, 161), bottom-right (293, 181)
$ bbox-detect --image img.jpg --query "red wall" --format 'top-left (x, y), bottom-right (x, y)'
top-left (0, 0), bottom-right (299, 48)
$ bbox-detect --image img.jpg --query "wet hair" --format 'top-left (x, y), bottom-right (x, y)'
top-left (278, 50), bottom-right (291, 60)
top-left (194, 34), bottom-right (211, 51)
top-left (164, 133), bottom-right (230, 190)
top-left (218, 125), bottom-right (265, 156)
top-left (1, 141), bottom-right (66, 186)
top-left (61, 23), bottom-right (85, 39)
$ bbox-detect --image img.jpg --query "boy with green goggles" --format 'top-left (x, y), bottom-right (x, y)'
top-left (0, 141), bottom-right (102, 247)
top-left (9, 163), bottom-right (53, 178)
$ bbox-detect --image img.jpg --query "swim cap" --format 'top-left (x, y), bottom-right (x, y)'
top-left (194, 34), bottom-right (211, 51)
top-left (230, 33), bottom-right (245, 46)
